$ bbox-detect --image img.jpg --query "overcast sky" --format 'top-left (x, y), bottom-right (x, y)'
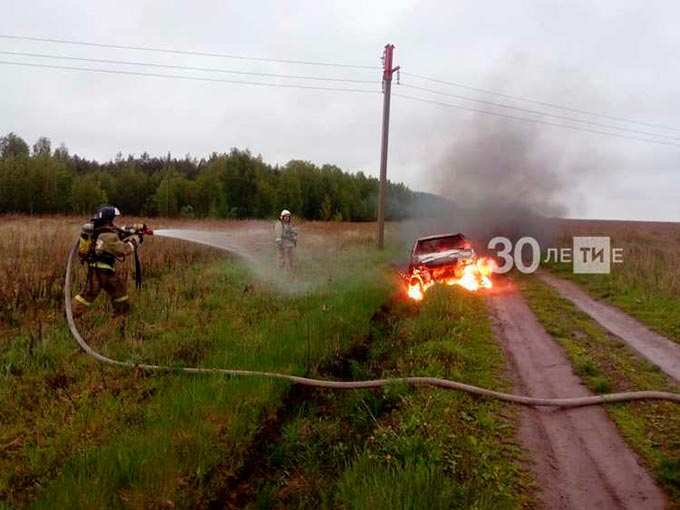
top-left (2, 1), bottom-right (679, 221)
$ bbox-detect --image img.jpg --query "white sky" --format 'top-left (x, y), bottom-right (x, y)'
top-left (1, 0), bottom-right (679, 221)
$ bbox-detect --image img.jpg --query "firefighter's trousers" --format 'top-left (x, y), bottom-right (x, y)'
top-left (72, 267), bottom-right (130, 318)
top-left (277, 244), bottom-right (295, 271)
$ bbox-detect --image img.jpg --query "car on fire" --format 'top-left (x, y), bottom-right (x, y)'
top-left (408, 233), bottom-right (476, 285)
top-left (403, 232), bottom-right (495, 300)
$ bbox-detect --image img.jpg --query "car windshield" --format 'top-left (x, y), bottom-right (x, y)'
top-left (415, 235), bottom-right (467, 255)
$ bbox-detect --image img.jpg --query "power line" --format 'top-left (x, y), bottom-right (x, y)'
top-left (4, 34), bottom-right (676, 136)
top-left (401, 70), bottom-right (680, 134)
top-left (0, 34), bottom-right (379, 70)
top-left (393, 92), bottom-right (680, 149)
top-left (8, 33), bottom-right (674, 136)
top-left (2, 39), bottom-right (676, 149)
top-left (0, 59), bottom-right (381, 94)
top-left (6, 49), bottom-right (668, 141)
top-left (399, 83), bottom-right (680, 142)
top-left (0, 50), bottom-right (379, 84)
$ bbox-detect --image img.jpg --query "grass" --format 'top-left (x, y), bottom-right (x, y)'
top-left (0, 215), bottom-right (224, 329)
top-left (3, 215), bottom-right (535, 508)
top-left (7, 214), bottom-right (679, 508)
top-left (246, 286), bottom-right (533, 509)
top-left (518, 274), bottom-right (680, 506)
top-left (551, 219), bottom-right (680, 342)
top-left (1, 217), bottom-right (396, 508)
top-left (548, 259), bottom-right (680, 343)
top-left (332, 287), bottom-right (531, 509)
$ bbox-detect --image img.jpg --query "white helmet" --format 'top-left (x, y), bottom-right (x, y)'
top-left (280, 209), bottom-right (292, 219)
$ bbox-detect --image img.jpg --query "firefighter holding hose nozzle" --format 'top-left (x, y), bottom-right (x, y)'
top-left (72, 206), bottom-right (152, 319)
top-left (274, 209), bottom-right (297, 271)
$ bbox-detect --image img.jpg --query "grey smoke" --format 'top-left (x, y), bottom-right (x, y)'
top-left (404, 115), bottom-right (582, 252)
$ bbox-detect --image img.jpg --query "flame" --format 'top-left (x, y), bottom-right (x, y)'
top-left (407, 283), bottom-right (425, 301)
top-left (407, 276), bottom-right (434, 302)
top-left (406, 257), bottom-right (496, 301)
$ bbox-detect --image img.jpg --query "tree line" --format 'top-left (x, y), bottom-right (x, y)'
top-left (0, 132), bottom-right (424, 221)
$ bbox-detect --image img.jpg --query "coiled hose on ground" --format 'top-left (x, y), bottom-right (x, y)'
top-left (64, 240), bottom-right (680, 408)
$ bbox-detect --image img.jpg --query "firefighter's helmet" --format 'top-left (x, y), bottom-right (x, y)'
top-left (94, 206), bottom-right (121, 223)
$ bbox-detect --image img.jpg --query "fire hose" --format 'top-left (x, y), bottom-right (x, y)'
top-left (64, 240), bottom-right (680, 408)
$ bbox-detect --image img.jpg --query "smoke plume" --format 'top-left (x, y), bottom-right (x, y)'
top-left (405, 115), bottom-right (580, 252)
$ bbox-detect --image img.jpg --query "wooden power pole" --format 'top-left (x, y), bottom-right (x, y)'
top-left (376, 43), bottom-right (399, 249)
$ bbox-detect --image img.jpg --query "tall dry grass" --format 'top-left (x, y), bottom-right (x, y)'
top-left (0, 215), bottom-right (225, 328)
top-left (1, 216), bottom-right (390, 508)
top-left (0, 216), bottom-right (382, 330)
top-left (560, 219), bottom-right (680, 296)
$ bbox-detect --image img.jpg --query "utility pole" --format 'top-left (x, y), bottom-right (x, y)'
top-left (376, 43), bottom-right (399, 249)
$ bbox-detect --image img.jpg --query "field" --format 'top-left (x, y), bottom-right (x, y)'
top-left (1, 216), bottom-right (530, 509)
top-left (2, 215), bottom-right (680, 508)
top-left (553, 219), bottom-right (680, 342)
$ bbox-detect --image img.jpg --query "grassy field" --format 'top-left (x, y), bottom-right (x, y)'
top-left (0, 215), bottom-right (224, 329)
top-left (324, 287), bottom-right (531, 509)
top-left (1, 217), bottom-right (388, 507)
top-left (10, 214), bottom-right (677, 508)
top-left (519, 275), bottom-right (680, 505)
top-left (1, 216), bottom-right (530, 509)
top-left (241, 287), bottom-right (532, 509)
top-left (552, 219), bottom-right (680, 342)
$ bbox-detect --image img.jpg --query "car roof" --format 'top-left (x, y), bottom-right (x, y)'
top-left (414, 232), bottom-right (466, 243)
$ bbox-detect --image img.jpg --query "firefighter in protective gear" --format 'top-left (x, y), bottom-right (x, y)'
top-left (274, 209), bottom-right (297, 271)
top-left (72, 206), bottom-right (141, 318)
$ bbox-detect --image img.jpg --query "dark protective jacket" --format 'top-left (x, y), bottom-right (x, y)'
top-left (78, 223), bottom-right (138, 271)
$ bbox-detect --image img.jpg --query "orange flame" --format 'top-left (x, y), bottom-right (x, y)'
top-left (406, 257), bottom-right (496, 301)
top-left (407, 283), bottom-right (425, 301)
top-left (407, 278), bottom-right (434, 301)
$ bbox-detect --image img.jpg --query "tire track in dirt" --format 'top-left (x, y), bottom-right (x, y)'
top-left (488, 281), bottom-right (665, 509)
top-left (538, 272), bottom-right (680, 382)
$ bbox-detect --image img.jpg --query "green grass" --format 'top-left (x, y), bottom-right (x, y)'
top-left (333, 287), bottom-right (530, 510)
top-left (548, 261), bottom-right (680, 343)
top-left (248, 286), bottom-right (533, 509)
top-left (1, 242), bottom-right (396, 508)
top-left (519, 275), bottom-right (680, 506)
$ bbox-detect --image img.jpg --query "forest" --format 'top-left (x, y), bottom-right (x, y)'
top-left (0, 132), bottom-right (425, 221)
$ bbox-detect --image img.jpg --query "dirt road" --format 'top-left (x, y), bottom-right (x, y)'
top-left (538, 273), bottom-right (680, 382)
top-left (488, 282), bottom-right (665, 509)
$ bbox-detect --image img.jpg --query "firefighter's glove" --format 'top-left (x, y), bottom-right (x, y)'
top-left (126, 235), bottom-right (141, 249)
top-left (133, 225), bottom-right (146, 243)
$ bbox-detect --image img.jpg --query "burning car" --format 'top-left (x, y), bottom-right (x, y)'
top-left (404, 233), bottom-right (495, 301)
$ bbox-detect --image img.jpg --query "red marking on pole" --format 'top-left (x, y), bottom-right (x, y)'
top-left (383, 44), bottom-right (394, 81)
